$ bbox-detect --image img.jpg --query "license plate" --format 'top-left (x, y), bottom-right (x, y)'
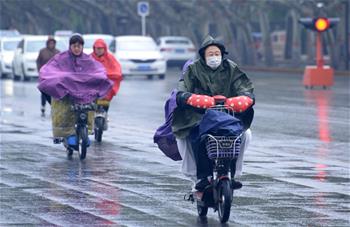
top-left (175, 49), bottom-right (185, 53)
top-left (137, 65), bottom-right (151, 71)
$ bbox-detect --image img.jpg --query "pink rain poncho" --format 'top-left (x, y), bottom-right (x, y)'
top-left (38, 50), bottom-right (113, 104)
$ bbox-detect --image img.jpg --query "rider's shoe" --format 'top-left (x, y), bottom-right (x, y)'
top-left (195, 177), bottom-right (211, 191)
top-left (231, 179), bottom-right (243, 190)
top-left (41, 106), bottom-right (45, 116)
top-left (184, 192), bottom-right (194, 202)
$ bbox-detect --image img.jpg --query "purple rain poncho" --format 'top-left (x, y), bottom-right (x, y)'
top-left (38, 50), bottom-right (113, 104)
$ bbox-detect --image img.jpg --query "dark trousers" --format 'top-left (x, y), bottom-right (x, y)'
top-left (102, 105), bottom-right (109, 112)
top-left (41, 92), bottom-right (51, 106)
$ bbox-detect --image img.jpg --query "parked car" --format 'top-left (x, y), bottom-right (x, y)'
top-left (114, 36), bottom-right (166, 79)
top-left (0, 37), bottom-right (21, 78)
top-left (54, 30), bottom-right (73, 37)
top-left (83, 34), bottom-right (114, 54)
top-left (12, 35), bottom-right (68, 81)
top-left (12, 35), bottom-right (46, 80)
top-left (0, 29), bottom-right (20, 37)
top-left (156, 36), bottom-right (196, 67)
top-left (55, 36), bottom-right (69, 51)
top-left (54, 30), bottom-right (72, 51)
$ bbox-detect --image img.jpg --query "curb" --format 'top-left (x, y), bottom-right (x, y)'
top-left (241, 66), bottom-right (349, 76)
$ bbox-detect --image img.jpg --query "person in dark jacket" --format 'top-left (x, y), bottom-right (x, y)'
top-left (36, 36), bottom-right (60, 116)
top-left (172, 35), bottom-right (255, 191)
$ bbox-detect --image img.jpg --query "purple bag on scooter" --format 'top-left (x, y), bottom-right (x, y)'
top-left (153, 89), bottom-right (182, 161)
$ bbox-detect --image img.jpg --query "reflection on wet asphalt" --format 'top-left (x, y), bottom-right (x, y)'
top-left (0, 70), bottom-right (349, 226)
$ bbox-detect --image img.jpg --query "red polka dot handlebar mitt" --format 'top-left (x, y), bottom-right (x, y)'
top-left (225, 96), bottom-right (253, 112)
top-left (186, 94), bottom-right (215, 109)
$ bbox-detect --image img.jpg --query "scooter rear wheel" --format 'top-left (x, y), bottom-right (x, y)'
top-left (94, 117), bottom-right (104, 142)
top-left (197, 201), bottom-right (208, 217)
top-left (217, 179), bottom-right (232, 223)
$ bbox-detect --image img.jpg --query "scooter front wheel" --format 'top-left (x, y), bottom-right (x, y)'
top-left (78, 127), bottom-right (88, 160)
top-left (217, 179), bottom-right (232, 223)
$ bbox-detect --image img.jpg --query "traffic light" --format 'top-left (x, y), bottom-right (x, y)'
top-left (314, 18), bottom-right (329, 32)
top-left (299, 17), bottom-right (340, 89)
top-left (299, 17), bottom-right (339, 32)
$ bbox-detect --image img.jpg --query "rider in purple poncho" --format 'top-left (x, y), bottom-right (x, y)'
top-left (38, 34), bottom-right (113, 147)
top-left (38, 34), bottom-right (112, 104)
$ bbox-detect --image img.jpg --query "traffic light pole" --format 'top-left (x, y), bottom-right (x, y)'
top-left (316, 32), bottom-right (324, 68)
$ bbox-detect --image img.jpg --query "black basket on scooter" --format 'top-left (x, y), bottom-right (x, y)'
top-left (205, 134), bottom-right (242, 160)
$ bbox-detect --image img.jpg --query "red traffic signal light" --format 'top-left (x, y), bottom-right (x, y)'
top-left (299, 17), bottom-right (339, 32)
top-left (314, 18), bottom-right (329, 32)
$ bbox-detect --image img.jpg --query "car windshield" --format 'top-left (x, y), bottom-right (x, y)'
top-left (26, 40), bottom-right (47, 52)
top-left (0, 30), bottom-right (20, 37)
top-left (165, 40), bottom-right (190, 45)
top-left (84, 37), bottom-right (113, 49)
top-left (3, 40), bottom-right (20, 51)
top-left (118, 40), bottom-right (157, 51)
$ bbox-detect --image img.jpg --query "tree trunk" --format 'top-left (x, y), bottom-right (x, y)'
top-left (284, 13), bottom-right (293, 59)
top-left (245, 23), bottom-right (257, 66)
top-left (259, 11), bottom-right (274, 66)
top-left (290, 9), bottom-right (301, 65)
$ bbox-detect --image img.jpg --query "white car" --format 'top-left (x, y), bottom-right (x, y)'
top-left (0, 29), bottom-right (20, 37)
top-left (12, 35), bottom-right (66, 81)
top-left (157, 36), bottom-right (196, 66)
top-left (0, 37), bottom-right (21, 78)
top-left (115, 36), bottom-right (166, 79)
top-left (54, 30), bottom-right (73, 37)
top-left (55, 36), bottom-right (69, 51)
top-left (83, 34), bottom-right (114, 54)
top-left (13, 35), bottom-right (47, 81)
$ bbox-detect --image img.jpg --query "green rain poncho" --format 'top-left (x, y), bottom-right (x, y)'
top-left (172, 36), bottom-right (254, 139)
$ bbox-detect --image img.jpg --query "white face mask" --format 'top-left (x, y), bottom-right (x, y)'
top-left (206, 55), bottom-right (222, 69)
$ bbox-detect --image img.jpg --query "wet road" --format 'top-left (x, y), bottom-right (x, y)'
top-left (0, 69), bottom-right (349, 226)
